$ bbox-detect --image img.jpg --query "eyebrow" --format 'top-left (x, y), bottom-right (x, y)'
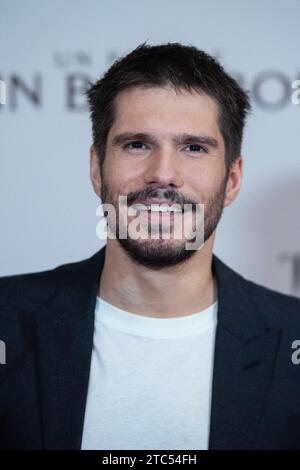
top-left (111, 132), bottom-right (219, 149)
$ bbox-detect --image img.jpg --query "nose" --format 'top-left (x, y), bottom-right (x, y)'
top-left (143, 148), bottom-right (184, 188)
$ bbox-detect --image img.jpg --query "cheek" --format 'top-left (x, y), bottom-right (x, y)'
top-left (104, 165), bottom-right (137, 199)
top-left (107, 157), bottom-right (145, 195)
top-left (188, 169), bottom-right (225, 202)
top-left (189, 168), bottom-right (216, 189)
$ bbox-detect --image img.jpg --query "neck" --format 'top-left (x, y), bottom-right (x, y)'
top-left (98, 236), bottom-right (217, 319)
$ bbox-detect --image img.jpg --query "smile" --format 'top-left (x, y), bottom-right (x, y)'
top-left (131, 203), bottom-right (182, 213)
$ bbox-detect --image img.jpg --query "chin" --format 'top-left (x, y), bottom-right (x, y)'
top-left (117, 237), bottom-right (197, 268)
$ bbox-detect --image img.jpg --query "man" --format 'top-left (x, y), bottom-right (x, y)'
top-left (1, 42), bottom-right (300, 451)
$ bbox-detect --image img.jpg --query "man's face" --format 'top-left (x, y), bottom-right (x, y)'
top-left (91, 85), bottom-right (241, 268)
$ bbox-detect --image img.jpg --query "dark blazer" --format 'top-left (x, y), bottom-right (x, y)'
top-left (1, 245), bottom-right (300, 450)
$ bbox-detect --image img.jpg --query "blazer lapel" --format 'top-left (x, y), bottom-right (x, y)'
top-left (33, 245), bottom-right (282, 450)
top-left (208, 255), bottom-right (283, 449)
top-left (34, 248), bottom-right (106, 449)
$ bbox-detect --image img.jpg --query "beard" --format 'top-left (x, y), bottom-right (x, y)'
top-left (100, 169), bottom-right (229, 269)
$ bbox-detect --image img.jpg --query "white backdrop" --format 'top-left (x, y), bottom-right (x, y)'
top-left (1, 0), bottom-right (300, 297)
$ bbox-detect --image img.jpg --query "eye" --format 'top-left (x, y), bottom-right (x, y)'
top-left (124, 141), bottom-right (148, 150)
top-left (185, 144), bottom-right (208, 153)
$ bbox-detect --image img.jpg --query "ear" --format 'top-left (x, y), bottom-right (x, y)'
top-left (223, 156), bottom-right (243, 207)
top-left (90, 144), bottom-right (102, 198)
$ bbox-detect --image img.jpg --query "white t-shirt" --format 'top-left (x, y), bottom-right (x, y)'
top-left (81, 296), bottom-right (218, 450)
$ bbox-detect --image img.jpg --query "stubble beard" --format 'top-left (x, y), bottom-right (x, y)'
top-left (100, 168), bottom-right (229, 269)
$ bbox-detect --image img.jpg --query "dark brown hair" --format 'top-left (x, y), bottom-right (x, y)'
top-left (86, 41), bottom-right (251, 172)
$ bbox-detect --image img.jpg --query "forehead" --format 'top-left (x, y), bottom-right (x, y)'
top-left (109, 85), bottom-right (223, 146)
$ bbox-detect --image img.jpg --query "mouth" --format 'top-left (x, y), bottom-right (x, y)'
top-left (129, 201), bottom-right (184, 226)
top-left (130, 200), bottom-right (183, 214)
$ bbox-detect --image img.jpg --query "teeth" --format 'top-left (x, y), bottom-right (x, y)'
top-left (131, 204), bottom-right (147, 211)
top-left (131, 203), bottom-right (182, 213)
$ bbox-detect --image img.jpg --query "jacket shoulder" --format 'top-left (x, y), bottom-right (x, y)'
top-left (0, 254), bottom-right (94, 314)
top-left (213, 254), bottom-right (300, 329)
top-left (240, 274), bottom-right (300, 328)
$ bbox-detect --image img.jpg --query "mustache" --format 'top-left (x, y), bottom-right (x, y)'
top-left (125, 187), bottom-right (198, 209)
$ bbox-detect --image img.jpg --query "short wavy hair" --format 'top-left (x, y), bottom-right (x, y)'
top-left (86, 41), bottom-right (251, 173)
